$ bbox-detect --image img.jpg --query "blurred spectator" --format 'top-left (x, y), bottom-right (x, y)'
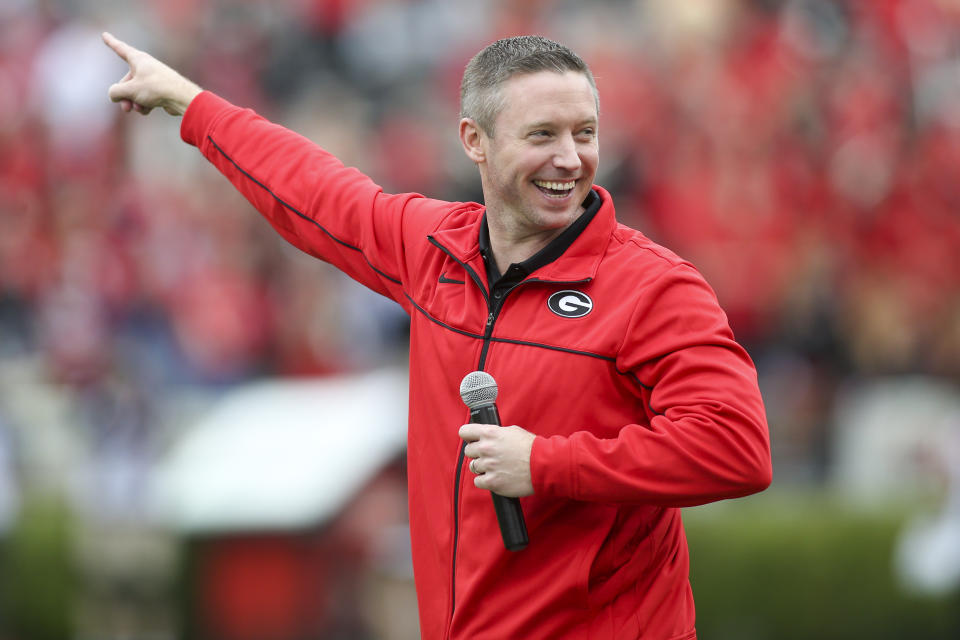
top-left (1, 0), bottom-right (958, 467)
top-left (2, 0), bottom-right (960, 635)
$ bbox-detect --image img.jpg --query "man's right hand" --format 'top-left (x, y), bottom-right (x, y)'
top-left (102, 32), bottom-right (202, 117)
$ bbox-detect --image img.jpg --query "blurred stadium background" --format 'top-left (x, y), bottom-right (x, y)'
top-left (1, 0), bottom-right (959, 638)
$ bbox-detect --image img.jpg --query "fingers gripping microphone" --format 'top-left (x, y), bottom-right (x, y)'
top-left (460, 371), bottom-right (529, 552)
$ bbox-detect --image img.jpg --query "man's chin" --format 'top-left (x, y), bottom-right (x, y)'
top-left (533, 203), bottom-right (582, 231)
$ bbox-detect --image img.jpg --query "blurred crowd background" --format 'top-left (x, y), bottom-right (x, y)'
top-left (1, 0), bottom-right (960, 638)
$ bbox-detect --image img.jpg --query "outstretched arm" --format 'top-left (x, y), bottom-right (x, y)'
top-left (102, 32), bottom-right (202, 116)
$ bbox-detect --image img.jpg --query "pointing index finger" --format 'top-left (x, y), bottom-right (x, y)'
top-left (101, 32), bottom-right (136, 63)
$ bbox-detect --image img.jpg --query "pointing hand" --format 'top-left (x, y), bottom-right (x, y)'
top-left (102, 32), bottom-right (202, 116)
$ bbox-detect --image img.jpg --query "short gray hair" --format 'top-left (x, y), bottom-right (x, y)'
top-left (460, 35), bottom-right (598, 136)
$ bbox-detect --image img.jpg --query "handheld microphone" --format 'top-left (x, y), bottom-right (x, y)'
top-left (459, 371), bottom-right (529, 552)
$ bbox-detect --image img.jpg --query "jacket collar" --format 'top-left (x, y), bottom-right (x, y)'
top-left (429, 185), bottom-right (617, 284)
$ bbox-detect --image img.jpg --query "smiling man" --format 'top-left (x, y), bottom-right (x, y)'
top-left (459, 63), bottom-right (599, 271)
top-left (103, 33), bottom-right (772, 639)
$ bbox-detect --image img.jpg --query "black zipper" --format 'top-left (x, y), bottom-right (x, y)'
top-left (428, 237), bottom-right (592, 634)
top-left (428, 238), bottom-right (490, 629)
top-left (448, 277), bottom-right (506, 632)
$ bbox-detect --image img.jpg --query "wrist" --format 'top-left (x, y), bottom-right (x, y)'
top-left (165, 78), bottom-right (203, 116)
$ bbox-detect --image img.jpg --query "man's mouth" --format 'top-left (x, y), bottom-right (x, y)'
top-left (533, 179), bottom-right (576, 198)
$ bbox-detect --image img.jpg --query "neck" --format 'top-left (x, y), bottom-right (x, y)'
top-left (485, 207), bottom-right (583, 274)
top-left (486, 231), bottom-right (558, 275)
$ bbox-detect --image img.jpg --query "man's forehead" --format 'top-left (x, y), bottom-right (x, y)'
top-left (499, 71), bottom-right (598, 121)
top-left (501, 69), bottom-right (595, 96)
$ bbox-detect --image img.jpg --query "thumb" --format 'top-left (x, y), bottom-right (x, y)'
top-left (107, 71), bottom-right (135, 104)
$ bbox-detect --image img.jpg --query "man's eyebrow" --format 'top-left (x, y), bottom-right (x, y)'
top-left (525, 117), bottom-right (598, 129)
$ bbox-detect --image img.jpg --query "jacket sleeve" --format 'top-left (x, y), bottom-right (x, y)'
top-left (180, 91), bottom-right (440, 309)
top-left (531, 263), bottom-right (772, 507)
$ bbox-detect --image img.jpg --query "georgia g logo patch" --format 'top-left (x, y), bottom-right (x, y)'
top-left (547, 290), bottom-right (593, 318)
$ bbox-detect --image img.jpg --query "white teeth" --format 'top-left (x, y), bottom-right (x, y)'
top-left (534, 180), bottom-right (575, 191)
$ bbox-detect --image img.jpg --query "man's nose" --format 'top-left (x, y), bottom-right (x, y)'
top-left (553, 135), bottom-right (582, 171)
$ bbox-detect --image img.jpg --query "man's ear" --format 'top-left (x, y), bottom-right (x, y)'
top-left (459, 118), bottom-right (486, 164)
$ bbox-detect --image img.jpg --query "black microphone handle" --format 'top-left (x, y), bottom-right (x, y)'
top-left (469, 404), bottom-right (529, 552)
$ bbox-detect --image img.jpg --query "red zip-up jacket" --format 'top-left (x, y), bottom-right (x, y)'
top-left (181, 91), bottom-right (772, 640)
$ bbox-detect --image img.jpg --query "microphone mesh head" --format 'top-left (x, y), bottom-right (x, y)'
top-left (459, 371), bottom-right (498, 409)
